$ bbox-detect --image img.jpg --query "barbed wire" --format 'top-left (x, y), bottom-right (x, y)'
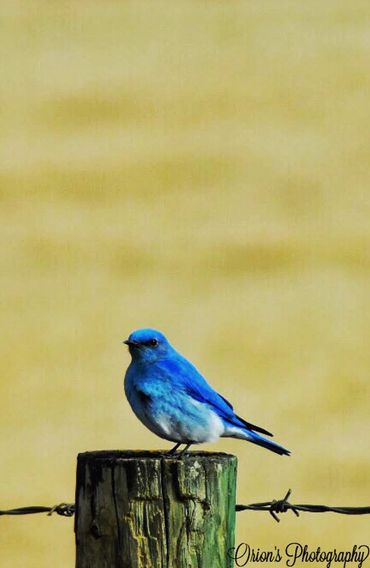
top-left (1, 490), bottom-right (369, 523)
top-left (236, 489), bottom-right (370, 522)
top-left (0, 503), bottom-right (75, 517)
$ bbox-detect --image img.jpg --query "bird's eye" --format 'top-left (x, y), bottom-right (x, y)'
top-left (148, 338), bottom-right (158, 347)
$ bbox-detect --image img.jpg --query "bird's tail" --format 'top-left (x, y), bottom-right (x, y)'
top-left (247, 430), bottom-right (290, 456)
top-left (225, 425), bottom-right (290, 456)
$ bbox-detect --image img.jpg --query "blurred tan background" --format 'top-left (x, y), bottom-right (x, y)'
top-left (1, 1), bottom-right (369, 566)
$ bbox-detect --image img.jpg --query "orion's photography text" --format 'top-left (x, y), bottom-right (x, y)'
top-left (229, 543), bottom-right (369, 568)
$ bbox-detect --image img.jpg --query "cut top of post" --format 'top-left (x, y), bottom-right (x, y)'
top-left (75, 450), bottom-right (237, 568)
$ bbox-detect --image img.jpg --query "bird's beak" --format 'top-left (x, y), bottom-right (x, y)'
top-left (123, 339), bottom-right (140, 347)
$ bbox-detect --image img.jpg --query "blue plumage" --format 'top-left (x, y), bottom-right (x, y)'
top-left (124, 328), bottom-right (290, 456)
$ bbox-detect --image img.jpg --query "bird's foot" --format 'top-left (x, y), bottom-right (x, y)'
top-left (167, 442), bottom-right (181, 456)
top-left (166, 442), bottom-right (193, 458)
top-left (175, 443), bottom-right (192, 458)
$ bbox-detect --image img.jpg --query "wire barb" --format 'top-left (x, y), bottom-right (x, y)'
top-left (236, 489), bottom-right (370, 523)
top-left (269, 489), bottom-right (299, 522)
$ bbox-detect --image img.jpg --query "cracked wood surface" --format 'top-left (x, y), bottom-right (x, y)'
top-left (75, 450), bottom-right (237, 568)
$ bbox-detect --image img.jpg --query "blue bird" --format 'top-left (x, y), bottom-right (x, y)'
top-left (124, 328), bottom-right (290, 457)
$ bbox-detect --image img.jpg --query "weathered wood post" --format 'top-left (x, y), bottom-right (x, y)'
top-left (75, 450), bottom-right (237, 568)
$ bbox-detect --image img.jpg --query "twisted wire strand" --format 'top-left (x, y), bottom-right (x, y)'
top-left (1, 490), bottom-right (369, 523)
top-left (236, 489), bottom-right (370, 522)
top-left (0, 503), bottom-right (75, 517)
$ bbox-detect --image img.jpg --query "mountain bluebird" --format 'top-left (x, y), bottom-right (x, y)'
top-left (124, 328), bottom-right (290, 457)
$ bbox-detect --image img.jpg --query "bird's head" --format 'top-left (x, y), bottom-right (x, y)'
top-left (124, 328), bottom-right (171, 363)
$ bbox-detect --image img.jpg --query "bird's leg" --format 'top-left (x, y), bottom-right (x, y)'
top-left (176, 443), bottom-right (192, 458)
top-left (167, 442), bottom-right (181, 455)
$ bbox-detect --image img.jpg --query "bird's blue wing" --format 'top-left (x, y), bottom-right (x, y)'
top-left (156, 355), bottom-right (272, 436)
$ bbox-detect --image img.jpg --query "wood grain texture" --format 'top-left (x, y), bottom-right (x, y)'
top-left (75, 450), bottom-right (237, 568)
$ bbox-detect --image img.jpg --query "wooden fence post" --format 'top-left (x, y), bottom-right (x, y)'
top-left (75, 450), bottom-right (237, 568)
